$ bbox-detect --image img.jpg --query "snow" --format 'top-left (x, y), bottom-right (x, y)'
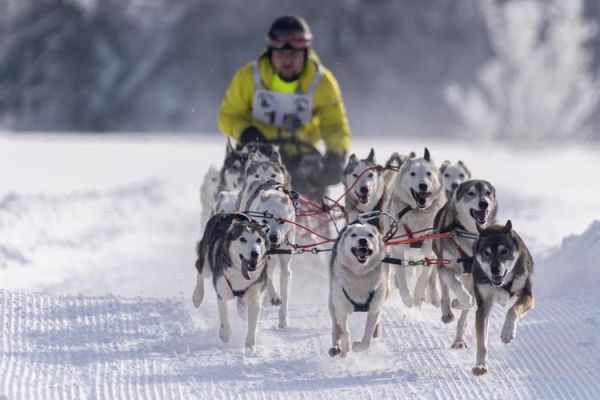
top-left (0, 133), bottom-right (599, 398)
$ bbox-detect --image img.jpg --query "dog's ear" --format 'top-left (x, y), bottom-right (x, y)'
top-left (440, 160), bottom-right (450, 173)
top-left (504, 220), bottom-right (512, 233)
top-left (408, 151), bottom-right (416, 159)
top-left (458, 160), bottom-right (472, 178)
top-left (367, 148), bottom-right (375, 162)
top-left (455, 182), bottom-right (468, 201)
top-left (424, 148), bottom-right (431, 162)
top-left (270, 150), bottom-right (282, 164)
top-left (226, 139), bottom-right (235, 157)
top-left (349, 153), bottom-right (358, 163)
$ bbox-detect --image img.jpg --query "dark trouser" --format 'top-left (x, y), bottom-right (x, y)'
top-left (281, 152), bottom-right (327, 202)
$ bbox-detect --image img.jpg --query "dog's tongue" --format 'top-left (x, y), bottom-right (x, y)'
top-left (241, 259), bottom-right (252, 280)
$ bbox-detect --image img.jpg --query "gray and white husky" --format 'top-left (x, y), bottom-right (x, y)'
top-left (241, 179), bottom-right (298, 328)
top-left (342, 149), bottom-right (388, 230)
top-left (328, 221), bottom-right (389, 357)
top-left (440, 160), bottom-right (471, 201)
top-left (240, 141), bottom-right (281, 163)
top-left (432, 179), bottom-right (498, 348)
top-left (471, 220), bottom-right (534, 376)
top-left (192, 213), bottom-right (269, 352)
top-left (218, 141), bottom-right (249, 193)
top-left (236, 153), bottom-right (290, 211)
top-left (385, 148), bottom-right (443, 307)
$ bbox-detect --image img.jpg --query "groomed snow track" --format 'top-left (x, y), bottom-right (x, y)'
top-left (1, 289), bottom-right (598, 399)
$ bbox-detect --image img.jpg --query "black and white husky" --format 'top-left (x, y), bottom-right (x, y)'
top-left (440, 160), bottom-right (471, 201)
top-left (432, 179), bottom-right (498, 348)
top-left (192, 213), bottom-right (269, 352)
top-left (385, 148), bottom-right (443, 307)
top-left (342, 149), bottom-right (388, 231)
top-left (471, 220), bottom-right (534, 376)
top-left (328, 221), bottom-right (389, 357)
top-left (218, 141), bottom-right (249, 193)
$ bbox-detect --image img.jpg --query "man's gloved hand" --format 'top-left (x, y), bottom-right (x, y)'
top-left (240, 126), bottom-right (267, 145)
top-left (319, 151), bottom-right (346, 186)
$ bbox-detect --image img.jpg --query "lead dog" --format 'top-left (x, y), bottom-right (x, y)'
top-left (433, 179), bottom-right (498, 348)
top-left (328, 221), bottom-right (389, 357)
top-left (385, 148), bottom-right (443, 307)
top-left (471, 220), bottom-right (534, 375)
top-left (192, 213), bottom-right (269, 352)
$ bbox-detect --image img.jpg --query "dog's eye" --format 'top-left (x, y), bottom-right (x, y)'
top-left (254, 174), bottom-right (260, 178)
top-left (351, 233), bottom-right (357, 238)
top-left (426, 172), bottom-right (432, 176)
top-left (271, 174), bottom-right (276, 178)
top-left (278, 220), bottom-right (285, 225)
top-left (459, 174), bottom-right (465, 178)
top-left (499, 248), bottom-right (509, 256)
top-left (485, 191), bottom-right (491, 196)
top-left (444, 173), bottom-right (450, 178)
top-left (256, 238), bottom-right (262, 243)
top-left (467, 192), bottom-right (475, 197)
top-left (240, 237), bottom-right (247, 243)
top-left (368, 173), bottom-right (374, 178)
top-left (410, 172), bottom-right (416, 177)
top-left (368, 233), bottom-right (374, 238)
top-left (211, 178), bottom-right (218, 182)
top-left (352, 173), bottom-right (359, 178)
top-left (484, 248), bottom-right (492, 257)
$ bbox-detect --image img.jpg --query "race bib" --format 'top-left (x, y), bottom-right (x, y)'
top-left (252, 89), bottom-right (313, 129)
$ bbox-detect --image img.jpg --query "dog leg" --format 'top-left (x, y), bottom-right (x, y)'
top-left (472, 299), bottom-right (492, 375)
top-left (245, 290), bottom-right (263, 353)
top-left (328, 301), bottom-right (342, 357)
top-left (438, 267), bottom-right (473, 309)
top-left (337, 312), bottom-right (351, 357)
top-left (236, 297), bottom-right (246, 320)
top-left (353, 310), bottom-right (381, 353)
top-left (218, 298), bottom-right (232, 343)
top-left (501, 289), bottom-right (534, 344)
top-left (278, 256), bottom-right (292, 329)
top-left (395, 264), bottom-right (414, 307)
top-left (413, 266), bottom-right (431, 307)
top-left (451, 308), bottom-right (470, 349)
top-left (192, 272), bottom-right (205, 308)
top-left (438, 268), bottom-right (454, 323)
top-left (427, 267), bottom-right (441, 306)
top-left (266, 260), bottom-right (282, 307)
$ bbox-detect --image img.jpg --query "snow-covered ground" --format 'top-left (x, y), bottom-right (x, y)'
top-left (0, 133), bottom-right (599, 399)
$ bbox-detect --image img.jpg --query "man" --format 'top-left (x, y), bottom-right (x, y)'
top-left (218, 15), bottom-right (352, 200)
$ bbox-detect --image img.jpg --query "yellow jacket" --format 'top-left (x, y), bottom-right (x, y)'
top-left (218, 51), bottom-right (351, 155)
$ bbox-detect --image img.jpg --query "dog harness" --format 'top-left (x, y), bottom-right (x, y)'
top-left (342, 288), bottom-right (376, 312)
top-left (224, 276), bottom-right (252, 298)
top-left (439, 221), bottom-right (477, 273)
top-left (352, 188), bottom-right (387, 231)
top-left (251, 59), bottom-right (322, 129)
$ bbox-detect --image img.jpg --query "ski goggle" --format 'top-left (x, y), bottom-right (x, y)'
top-left (266, 30), bottom-right (311, 50)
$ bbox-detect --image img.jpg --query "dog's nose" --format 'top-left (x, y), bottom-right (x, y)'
top-left (358, 238), bottom-right (368, 247)
top-left (451, 183), bottom-right (459, 190)
top-left (360, 186), bottom-right (369, 195)
top-left (419, 183), bottom-right (428, 192)
top-left (479, 201), bottom-right (489, 210)
top-left (269, 234), bottom-right (278, 243)
top-left (250, 250), bottom-right (259, 260)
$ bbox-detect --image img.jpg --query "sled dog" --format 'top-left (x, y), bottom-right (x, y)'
top-left (432, 179), bottom-right (498, 348)
top-left (240, 141), bottom-right (281, 163)
top-left (192, 213), bottom-right (269, 352)
top-left (440, 160), bottom-right (471, 201)
top-left (385, 148), bottom-right (443, 307)
top-left (242, 179), bottom-right (298, 328)
top-left (218, 141), bottom-right (249, 193)
top-left (236, 154), bottom-right (290, 211)
top-left (471, 220), bottom-right (534, 376)
top-left (213, 191), bottom-right (239, 214)
top-left (382, 151), bottom-right (415, 190)
top-left (342, 149), bottom-right (388, 231)
top-left (328, 221), bottom-right (389, 357)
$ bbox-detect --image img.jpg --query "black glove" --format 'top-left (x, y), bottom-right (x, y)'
top-left (319, 151), bottom-right (345, 186)
top-left (282, 114), bottom-right (302, 133)
top-left (239, 126), bottom-right (267, 145)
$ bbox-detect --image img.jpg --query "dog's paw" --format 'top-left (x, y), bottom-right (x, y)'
top-left (472, 364), bottom-right (488, 376)
top-left (278, 318), bottom-right (289, 329)
top-left (451, 339), bottom-right (468, 349)
top-left (270, 294), bottom-right (282, 306)
top-left (501, 321), bottom-right (516, 344)
top-left (373, 323), bottom-right (381, 338)
top-left (429, 291), bottom-right (441, 307)
top-left (192, 289), bottom-right (204, 308)
top-left (352, 340), bottom-right (370, 353)
top-left (400, 293), bottom-right (414, 308)
top-left (219, 325), bottom-right (232, 343)
top-left (441, 312), bottom-right (455, 324)
top-left (244, 344), bottom-right (256, 355)
top-left (451, 297), bottom-right (473, 310)
top-left (328, 346), bottom-right (342, 357)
